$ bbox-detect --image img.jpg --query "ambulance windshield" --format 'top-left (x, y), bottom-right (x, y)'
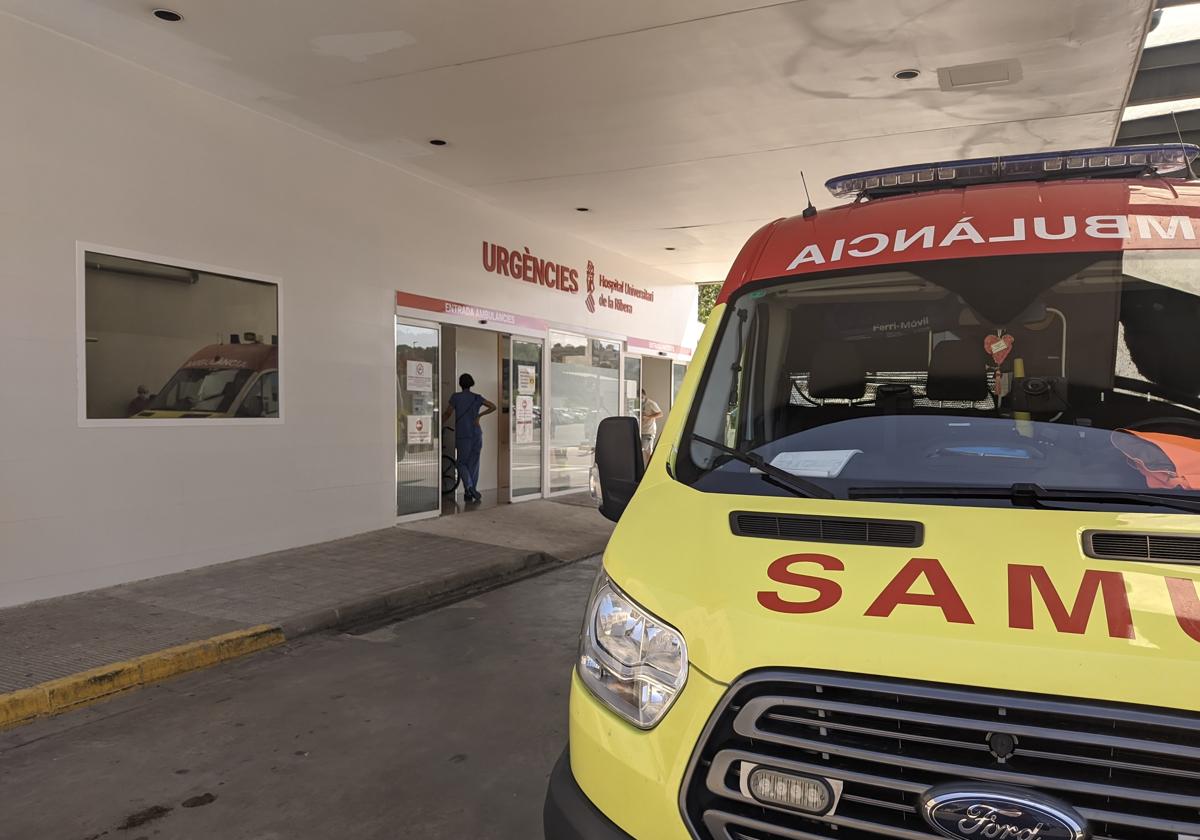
top-left (681, 250), bottom-right (1200, 510)
top-left (148, 367), bottom-right (253, 414)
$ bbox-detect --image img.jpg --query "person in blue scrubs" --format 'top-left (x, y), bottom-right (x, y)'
top-left (443, 373), bottom-right (496, 503)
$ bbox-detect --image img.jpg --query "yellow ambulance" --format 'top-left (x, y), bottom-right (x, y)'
top-left (545, 146), bottom-right (1200, 840)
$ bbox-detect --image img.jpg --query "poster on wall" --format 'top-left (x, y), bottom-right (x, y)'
top-left (517, 365), bottom-right (537, 395)
top-left (408, 415), bottom-right (433, 445)
top-left (515, 396), bottom-right (534, 443)
top-left (407, 361), bottom-right (433, 392)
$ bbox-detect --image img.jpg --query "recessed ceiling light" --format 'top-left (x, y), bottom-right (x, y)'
top-left (152, 9), bottom-right (183, 22)
top-left (428, 138), bottom-right (447, 146)
top-left (894, 68), bottom-right (920, 80)
top-left (664, 246), bottom-right (676, 251)
top-left (575, 207), bottom-right (590, 212)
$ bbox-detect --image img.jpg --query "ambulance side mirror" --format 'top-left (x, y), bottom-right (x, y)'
top-left (595, 417), bottom-right (645, 523)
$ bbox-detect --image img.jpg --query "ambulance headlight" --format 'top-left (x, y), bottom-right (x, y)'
top-left (578, 571), bottom-right (688, 729)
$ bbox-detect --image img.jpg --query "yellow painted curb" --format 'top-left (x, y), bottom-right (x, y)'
top-left (0, 624), bottom-right (284, 731)
top-left (0, 686), bottom-right (51, 729)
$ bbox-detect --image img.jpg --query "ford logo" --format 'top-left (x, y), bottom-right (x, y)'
top-left (920, 784), bottom-right (1089, 840)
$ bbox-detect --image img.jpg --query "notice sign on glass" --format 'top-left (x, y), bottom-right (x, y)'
top-left (407, 360), bottom-right (433, 392)
top-left (517, 365), bottom-right (537, 395)
top-left (515, 395), bottom-right (535, 443)
top-left (408, 414), bottom-right (433, 445)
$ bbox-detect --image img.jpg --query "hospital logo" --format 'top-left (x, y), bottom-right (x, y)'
top-left (585, 261), bottom-right (597, 313)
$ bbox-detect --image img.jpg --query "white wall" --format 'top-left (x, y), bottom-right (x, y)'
top-left (0, 12), bottom-right (696, 606)
top-left (453, 327), bottom-right (500, 493)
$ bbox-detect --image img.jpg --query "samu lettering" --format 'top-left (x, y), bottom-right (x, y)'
top-left (758, 553), bottom-right (1200, 643)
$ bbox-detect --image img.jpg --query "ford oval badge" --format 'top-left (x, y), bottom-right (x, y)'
top-left (920, 783), bottom-right (1089, 840)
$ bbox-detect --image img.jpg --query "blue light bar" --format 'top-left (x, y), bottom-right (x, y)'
top-left (825, 144), bottom-right (1200, 199)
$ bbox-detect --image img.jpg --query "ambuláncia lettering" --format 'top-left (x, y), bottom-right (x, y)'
top-left (757, 554), bottom-right (1200, 643)
top-left (786, 214), bottom-right (1196, 269)
top-left (183, 357), bottom-right (249, 369)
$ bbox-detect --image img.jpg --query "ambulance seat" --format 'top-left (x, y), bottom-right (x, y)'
top-left (807, 342), bottom-right (867, 400)
top-left (782, 342), bottom-right (869, 433)
top-left (925, 339), bottom-right (989, 403)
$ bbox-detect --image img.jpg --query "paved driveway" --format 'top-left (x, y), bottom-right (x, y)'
top-left (0, 559), bottom-right (600, 840)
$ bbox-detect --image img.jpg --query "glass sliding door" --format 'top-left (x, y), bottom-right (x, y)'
top-left (509, 337), bottom-right (544, 501)
top-left (549, 331), bottom-right (587, 493)
top-left (672, 361), bottom-right (687, 405)
top-left (549, 332), bottom-right (620, 493)
top-left (623, 354), bottom-right (642, 428)
top-left (396, 318), bottom-right (441, 519)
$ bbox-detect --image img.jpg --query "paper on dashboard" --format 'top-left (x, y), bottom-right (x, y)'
top-left (768, 449), bottom-right (861, 478)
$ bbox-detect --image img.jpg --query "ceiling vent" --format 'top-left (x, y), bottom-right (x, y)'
top-left (937, 58), bottom-right (1022, 91)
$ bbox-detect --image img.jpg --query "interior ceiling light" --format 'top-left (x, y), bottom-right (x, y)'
top-left (893, 69), bottom-right (920, 80)
top-left (575, 207), bottom-right (590, 212)
top-left (428, 138), bottom-right (447, 146)
top-left (152, 9), bottom-right (183, 22)
top-left (664, 246), bottom-right (677, 250)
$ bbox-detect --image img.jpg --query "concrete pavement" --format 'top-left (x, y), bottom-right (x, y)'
top-left (0, 495), bottom-right (611, 726)
top-left (0, 558), bottom-right (601, 840)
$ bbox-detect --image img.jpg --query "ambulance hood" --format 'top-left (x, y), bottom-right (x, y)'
top-left (604, 477), bottom-right (1200, 713)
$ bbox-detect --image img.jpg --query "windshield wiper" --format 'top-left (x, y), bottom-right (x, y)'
top-left (691, 434), bottom-right (834, 499)
top-left (848, 482), bottom-right (1200, 514)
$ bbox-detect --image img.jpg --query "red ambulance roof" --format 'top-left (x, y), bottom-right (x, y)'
top-left (181, 342), bottom-right (278, 372)
top-left (718, 178), bottom-right (1200, 303)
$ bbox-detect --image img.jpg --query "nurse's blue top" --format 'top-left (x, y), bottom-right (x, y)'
top-left (449, 391), bottom-right (484, 439)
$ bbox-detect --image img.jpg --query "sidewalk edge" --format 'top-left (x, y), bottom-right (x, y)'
top-left (276, 549), bottom-right (556, 637)
top-left (0, 624), bottom-right (284, 731)
top-left (0, 547), bottom-right (599, 732)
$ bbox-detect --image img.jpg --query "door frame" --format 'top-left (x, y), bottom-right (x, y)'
top-left (505, 334), bottom-right (545, 504)
top-left (395, 315), bottom-right (443, 523)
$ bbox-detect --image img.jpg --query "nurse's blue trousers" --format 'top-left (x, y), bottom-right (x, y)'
top-left (455, 433), bottom-right (482, 494)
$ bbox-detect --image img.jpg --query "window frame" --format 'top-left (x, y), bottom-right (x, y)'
top-left (76, 241), bottom-right (284, 427)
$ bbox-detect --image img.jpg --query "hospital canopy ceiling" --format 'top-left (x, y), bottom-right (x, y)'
top-left (0, 0), bottom-right (1160, 284)
top-left (1118, 3), bottom-right (1200, 155)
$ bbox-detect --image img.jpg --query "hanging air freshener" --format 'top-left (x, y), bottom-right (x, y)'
top-left (984, 333), bottom-right (1014, 365)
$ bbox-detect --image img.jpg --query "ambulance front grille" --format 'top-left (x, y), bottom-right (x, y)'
top-left (681, 670), bottom-right (1200, 840)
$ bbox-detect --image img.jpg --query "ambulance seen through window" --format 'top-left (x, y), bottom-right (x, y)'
top-left (682, 250), bottom-right (1200, 512)
top-left (83, 250), bottom-right (280, 420)
top-left (235, 371), bottom-right (280, 418)
top-left (150, 367), bottom-right (253, 414)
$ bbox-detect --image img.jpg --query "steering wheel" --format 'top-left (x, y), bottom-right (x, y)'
top-left (1124, 416), bottom-right (1200, 436)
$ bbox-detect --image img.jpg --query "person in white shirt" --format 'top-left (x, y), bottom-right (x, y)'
top-left (640, 389), bottom-right (663, 460)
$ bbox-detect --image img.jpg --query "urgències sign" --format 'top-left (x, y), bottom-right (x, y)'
top-left (480, 241), bottom-right (655, 317)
